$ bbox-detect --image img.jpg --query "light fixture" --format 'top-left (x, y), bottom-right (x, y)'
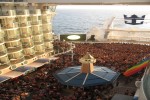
top-left (67, 35), bottom-right (80, 40)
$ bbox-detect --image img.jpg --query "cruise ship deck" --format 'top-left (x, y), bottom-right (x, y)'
top-left (0, 0), bottom-right (150, 100)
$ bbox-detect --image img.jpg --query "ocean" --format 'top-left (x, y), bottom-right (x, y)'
top-left (52, 5), bottom-right (150, 34)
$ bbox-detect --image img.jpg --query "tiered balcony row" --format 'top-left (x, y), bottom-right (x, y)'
top-left (4, 29), bottom-right (20, 41)
top-left (0, 44), bottom-right (7, 57)
top-left (8, 50), bottom-right (25, 65)
top-left (23, 47), bottom-right (35, 59)
top-left (0, 54), bottom-right (10, 70)
top-left (34, 44), bottom-right (45, 55)
top-left (0, 5), bottom-right (55, 71)
top-left (1, 22), bottom-right (18, 29)
top-left (16, 9), bottom-right (29, 16)
top-left (0, 10), bottom-right (16, 16)
top-left (18, 21), bottom-right (31, 27)
top-left (33, 34), bottom-right (44, 45)
top-left (21, 37), bottom-right (34, 48)
top-left (19, 27), bottom-right (32, 38)
top-left (30, 9), bottom-right (41, 15)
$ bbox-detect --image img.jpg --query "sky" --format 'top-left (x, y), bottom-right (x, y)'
top-left (57, 5), bottom-right (150, 11)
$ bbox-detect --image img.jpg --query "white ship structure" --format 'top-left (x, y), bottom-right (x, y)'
top-left (0, 0), bottom-right (150, 100)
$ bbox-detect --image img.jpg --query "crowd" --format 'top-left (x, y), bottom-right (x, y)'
top-left (0, 41), bottom-right (150, 100)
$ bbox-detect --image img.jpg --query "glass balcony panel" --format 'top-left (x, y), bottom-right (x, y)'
top-left (0, 49), bottom-right (7, 56)
top-left (0, 38), bottom-right (4, 44)
top-left (22, 41), bottom-right (34, 48)
top-left (30, 9), bottom-right (41, 15)
top-left (18, 21), bottom-right (31, 27)
top-left (24, 48), bottom-right (35, 59)
top-left (42, 10), bottom-right (51, 14)
top-left (35, 44), bottom-right (45, 55)
top-left (45, 42), bottom-right (53, 51)
top-left (7, 45), bottom-right (22, 52)
top-left (16, 9), bottom-right (29, 15)
top-left (2, 22), bottom-right (18, 29)
top-left (0, 55), bottom-right (10, 69)
top-left (0, 10), bottom-right (16, 16)
top-left (44, 33), bottom-right (53, 41)
top-left (31, 20), bottom-right (42, 25)
top-left (10, 56), bottom-right (24, 64)
top-left (5, 34), bottom-right (20, 41)
top-left (20, 32), bottom-right (32, 38)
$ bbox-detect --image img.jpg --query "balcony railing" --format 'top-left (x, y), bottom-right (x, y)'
top-left (0, 38), bottom-right (4, 44)
top-left (20, 32), bottom-right (32, 38)
top-left (0, 62), bottom-right (10, 70)
top-left (0, 49), bottom-right (7, 57)
top-left (30, 9), bottom-right (41, 15)
top-left (24, 53), bottom-right (35, 59)
top-left (10, 56), bottom-right (25, 65)
top-left (2, 22), bottom-right (18, 29)
top-left (16, 9), bottom-right (29, 16)
top-left (7, 45), bottom-right (22, 53)
top-left (34, 40), bottom-right (44, 45)
top-left (31, 20), bottom-right (42, 25)
top-left (42, 20), bottom-right (50, 24)
top-left (35, 50), bottom-right (45, 55)
top-left (18, 21), bottom-right (31, 27)
top-left (32, 31), bottom-right (43, 35)
top-left (0, 10), bottom-right (16, 16)
top-left (22, 42), bottom-right (34, 48)
top-left (42, 10), bottom-right (51, 15)
top-left (43, 29), bottom-right (50, 33)
top-left (4, 35), bottom-right (20, 41)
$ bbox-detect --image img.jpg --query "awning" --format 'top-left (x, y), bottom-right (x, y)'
top-left (2, 71), bottom-right (24, 78)
top-left (0, 75), bottom-right (10, 83)
top-left (27, 62), bottom-right (45, 68)
top-left (49, 57), bottom-right (59, 60)
top-left (13, 66), bottom-right (36, 75)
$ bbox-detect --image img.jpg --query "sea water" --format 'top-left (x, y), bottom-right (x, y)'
top-left (52, 5), bottom-right (150, 34)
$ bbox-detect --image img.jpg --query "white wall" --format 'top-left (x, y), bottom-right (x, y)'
top-left (27, 0), bottom-right (150, 4)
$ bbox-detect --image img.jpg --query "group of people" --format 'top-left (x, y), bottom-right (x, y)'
top-left (0, 41), bottom-right (150, 100)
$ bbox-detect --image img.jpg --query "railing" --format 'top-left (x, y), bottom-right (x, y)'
top-left (34, 40), bottom-right (44, 45)
top-left (24, 52), bottom-right (35, 59)
top-left (20, 32), bottom-right (32, 38)
top-left (42, 20), bottom-right (50, 24)
top-left (108, 36), bottom-right (150, 43)
top-left (0, 38), bottom-right (4, 44)
top-left (43, 33), bottom-right (53, 40)
top-left (30, 9), bottom-right (41, 15)
top-left (22, 42), bottom-right (34, 48)
top-left (32, 31), bottom-right (43, 35)
top-left (31, 20), bottom-right (42, 25)
top-left (18, 21), bottom-right (31, 27)
top-left (16, 9), bottom-right (29, 16)
top-left (0, 62), bottom-right (10, 68)
top-left (35, 49), bottom-right (45, 55)
top-left (2, 22), bottom-right (18, 29)
top-left (10, 56), bottom-right (25, 64)
top-left (7, 45), bottom-right (22, 52)
top-left (42, 10), bottom-right (51, 15)
top-left (4, 35), bottom-right (20, 41)
top-left (142, 66), bottom-right (150, 100)
top-left (0, 10), bottom-right (16, 16)
top-left (43, 29), bottom-right (50, 33)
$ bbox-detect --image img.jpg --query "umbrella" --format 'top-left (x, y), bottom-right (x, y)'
top-left (54, 52), bottom-right (120, 87)
top-left (54, 66), bottom-right (120, 87)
